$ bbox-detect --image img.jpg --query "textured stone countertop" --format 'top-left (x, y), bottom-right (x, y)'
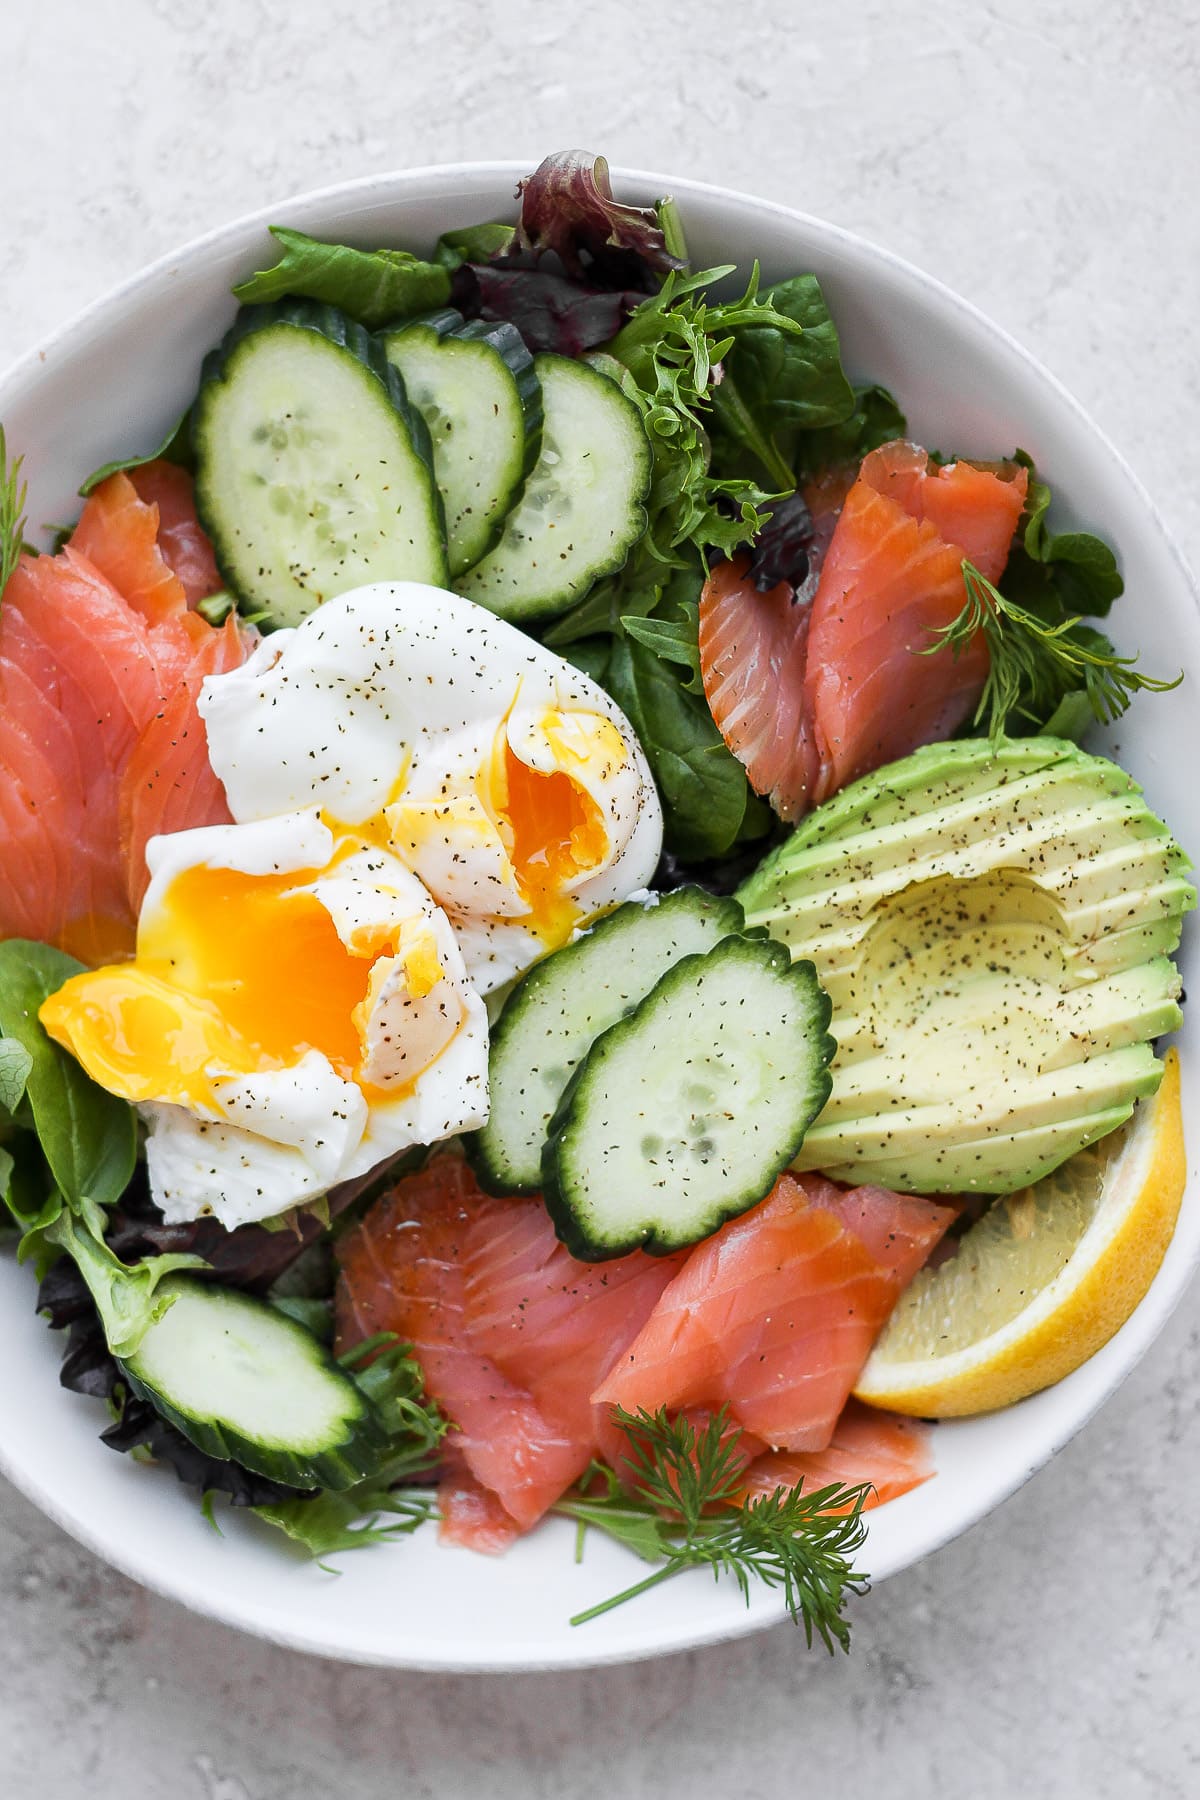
top-left (1, 3), bottom-right (1198, 1796)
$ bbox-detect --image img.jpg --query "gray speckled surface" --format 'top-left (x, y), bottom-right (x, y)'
top-left (2, 3), bottom-right (1199, 1795)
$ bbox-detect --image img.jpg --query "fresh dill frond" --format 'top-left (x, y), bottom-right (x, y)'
top-left (924, 559), bottom-right (1181, 743)
top-left (0, 425), bottom-right (29, 600)
top-left (554, 1406), bottom-right (870, 1649)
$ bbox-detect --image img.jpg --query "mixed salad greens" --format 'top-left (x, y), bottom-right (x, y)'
top-left (0, 151), bottom-right (1189, 1653)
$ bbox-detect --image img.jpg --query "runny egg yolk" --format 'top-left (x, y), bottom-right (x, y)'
top-left (491, 739), bottom-right (610, 944)
top-left (38, 861), bottom-right (439, 1112)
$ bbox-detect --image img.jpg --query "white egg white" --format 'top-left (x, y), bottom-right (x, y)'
top-left (198, 582), bottom-right (665, 990)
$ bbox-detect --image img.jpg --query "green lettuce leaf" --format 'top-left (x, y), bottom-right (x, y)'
top-left (0, 941), bottom-right (136, 1214)
top-left (232, 227), bottom-right (451, 327)
top-left (433, 221), bottom-right (515, 270)
top-left (41, 1207), bottom-right (203, 1361)
top-left (78, 410), bottom-right (192, 497)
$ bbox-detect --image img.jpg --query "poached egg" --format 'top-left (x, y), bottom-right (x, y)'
top-left (198, 582), bottom-right (664, 989)
top-left (41, 812), bottom-right (489, 1226)
top-left (40, 581), bottom-right (662, 1224)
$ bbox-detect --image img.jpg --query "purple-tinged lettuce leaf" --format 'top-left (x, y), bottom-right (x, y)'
top-left (103, 1396), bottom-right (310, 1508)
top-left (513, 150), bottom-right (683, 286)
top-left (37, 1255), bottom-right (313, 1506)
top-left (450, 258), bottom-right (644, 356)
top-left (744, 491), bottom-right (818, 593)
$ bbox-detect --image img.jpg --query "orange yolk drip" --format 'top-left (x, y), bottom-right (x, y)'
top-left (499, 743), bottom-right (609, 943)
top-left (39, 862), bottom-right (378, 1111)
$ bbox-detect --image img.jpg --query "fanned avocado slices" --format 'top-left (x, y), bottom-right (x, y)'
top-left (737, 737), bottom-right (1195, 1193)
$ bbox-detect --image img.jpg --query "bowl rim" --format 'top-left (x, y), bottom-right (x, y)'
top-left (0, 159), bottom-right (1197, 1671)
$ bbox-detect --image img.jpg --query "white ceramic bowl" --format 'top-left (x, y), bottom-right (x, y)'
top-left (0, 163), bottom-right (1196, 1672)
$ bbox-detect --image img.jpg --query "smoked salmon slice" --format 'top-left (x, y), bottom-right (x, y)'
top-left (118, 613), bottom-right (245, 912)
top-left (591, 1172), bottom-right (957, 1453)
top-left (803, 443), bottom-right (1027, 801)
top-left (699, 442), bottom-right (1027, 822)
top-left (128, 461), bottom-right (224, 606)
top-left (740, 1400), bottom-right (934, 1513)
top-left (461, 1196), bottom-right (685, 1472)
top-left (0, 473), bottom-right (249, 960)
top-left (334, 1159), bottom-right (589, 1531)
top-left (71, 470), bottom-right (198, 639)
top-left (338, 1162), bottom-right (953, 1535)
top-left (699, 557), bottom-right (820, 822)
top-left (698, 476), bottom-right (845, 822)
top-left (437, 1460), bottom-right (523, 1554)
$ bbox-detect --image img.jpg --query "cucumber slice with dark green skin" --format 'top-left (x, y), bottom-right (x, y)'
top-left (193, 300), bottom-right (447, 628)
top-left (120, 1278), bottom-right (389, 1490)
top-left (541, 935), bottom-right (836, 1260)
top-left (454, 354), bottom-right (652, 622)
top-left (473, 887), bottom-right (750, 1195)
top-left (381, 309), bottom-right (543, 577)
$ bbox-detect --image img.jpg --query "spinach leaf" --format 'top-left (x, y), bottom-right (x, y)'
top-left (0, 1036), bottom-right (32, 1115)
top-left (233, 227), bottom-right (451, 327)
top-left (1003, 450), bottom-right (1124, 619)
top-left (710, 274), bottom-right (856, 485)
top-left (78, 410), bottom-right (192, 496)
top-left (0, 941), bottom-right (136, 1213)
top-left (791, 382), bottom-right (907, 482)
top-left (559, 634), bottom-right (616, 686)
top-left (605, 636), bottom-right (767, 861)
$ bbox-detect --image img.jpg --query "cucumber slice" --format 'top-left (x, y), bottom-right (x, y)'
top-left (121, 1278), bottom-right (388, 1489)
top-left (542, 936), bottom-right (835, 1260)
top-left (194, 300), bottom-right (447, 627)
top-left (473, 887), bottom-right (750, 1195)
top-left (382, 309), bottom-right (542, 577)
top-left (454, 354), bottom-right (651, 622)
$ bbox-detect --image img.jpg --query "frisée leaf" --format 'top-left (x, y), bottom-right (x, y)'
top-left (252, 1337), bottom-right (447, 1559)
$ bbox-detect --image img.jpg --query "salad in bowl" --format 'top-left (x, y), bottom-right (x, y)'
top-left (0, 150), bottom-right (1192, 1660)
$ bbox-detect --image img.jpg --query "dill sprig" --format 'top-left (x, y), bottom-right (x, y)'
top-left (554, 1406), bottom-right (870, 1649)
top-left (0, 425), bottom-right (29, 599)
top-left (924, 559), bottom-right (1181, 743)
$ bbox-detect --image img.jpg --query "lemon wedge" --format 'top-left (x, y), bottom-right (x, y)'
top-left (854, 1048), bottom-right (1186, 1416)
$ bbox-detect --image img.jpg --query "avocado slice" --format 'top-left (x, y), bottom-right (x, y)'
top-left (737, 738), bottom-right (1195, 1193)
